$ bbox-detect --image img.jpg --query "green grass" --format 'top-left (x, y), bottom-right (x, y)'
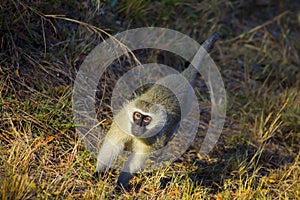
top-left (1, 0), bottom-right (299, 199)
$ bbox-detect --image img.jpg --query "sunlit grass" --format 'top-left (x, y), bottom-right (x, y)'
top-left (1, 0), bottom-right (299, 199)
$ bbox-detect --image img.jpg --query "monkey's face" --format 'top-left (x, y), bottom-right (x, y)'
top-left (127, 100), bottom-right (167, 138)
top-left (131, 111), bottom-right (152, 137)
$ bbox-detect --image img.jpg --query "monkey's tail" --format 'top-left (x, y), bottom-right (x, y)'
top-left (181, 32), bottom-right (219, 82)
top-left (202, 32), bottom-right (220, 52)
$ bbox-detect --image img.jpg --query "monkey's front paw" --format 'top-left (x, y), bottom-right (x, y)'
top-left (115, 181), bottom-right (130, 193)
top-left (115, 171), bottom-right (133, 192)
top-left (93, 171), bottom-right (105, 181)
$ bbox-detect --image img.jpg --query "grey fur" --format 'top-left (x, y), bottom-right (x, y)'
top-left (95, 33), bottom-right (219, 189)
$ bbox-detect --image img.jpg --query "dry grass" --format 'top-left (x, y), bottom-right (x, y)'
top-left (1, 0), bottom-right (299, 199)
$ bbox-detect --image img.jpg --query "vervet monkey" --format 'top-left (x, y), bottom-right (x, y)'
top-left (95, 33), bottom-right (219, 189)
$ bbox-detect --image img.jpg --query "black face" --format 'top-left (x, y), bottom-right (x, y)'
top-left (131, 112), bottom-right (152, 137)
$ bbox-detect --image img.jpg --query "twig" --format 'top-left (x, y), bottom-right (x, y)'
top-left (224, 10), bottom-right (290, 43)
top-left (44, 15), bottom-right (142, 66)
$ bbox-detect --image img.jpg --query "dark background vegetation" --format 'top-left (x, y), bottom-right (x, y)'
top-left (0, 0), bottom-right (299, 199)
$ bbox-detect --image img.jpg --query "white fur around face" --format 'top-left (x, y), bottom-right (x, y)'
top-left (125, 100), bottom-right (167, 138)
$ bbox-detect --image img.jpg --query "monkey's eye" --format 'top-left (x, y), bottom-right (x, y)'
top-left (143, 116), bottom-right (152, 124)
top-left (134, 112), bottom-right (142, 120)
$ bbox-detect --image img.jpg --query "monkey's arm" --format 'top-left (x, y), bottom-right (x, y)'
top-left (117, 152), bottom-right (149, 189)
top-left (117, 140), bottom-right (150, 188)
top-left (95, 123), bottom-right (126, 173)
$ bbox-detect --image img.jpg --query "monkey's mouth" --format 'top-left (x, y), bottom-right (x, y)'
top-left (131, 126), bottom-right (146, 137)
top-left (131, 127), bottom-right (163, 139)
